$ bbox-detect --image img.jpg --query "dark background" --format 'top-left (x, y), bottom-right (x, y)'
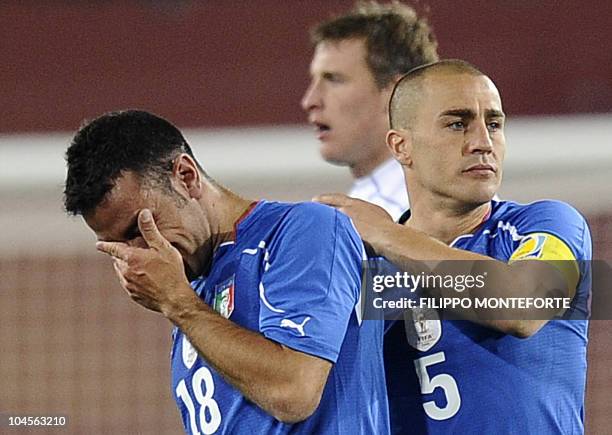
top-left (1, 0), bottom-right (611, 133)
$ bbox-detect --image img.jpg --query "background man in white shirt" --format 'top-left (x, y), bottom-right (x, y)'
top-left (302, 0), bottom-right (439, 220)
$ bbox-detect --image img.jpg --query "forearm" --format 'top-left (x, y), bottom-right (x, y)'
top-left (372, 223), bottom-right (563, 336)
top-left (163, 289), bottom-right (328, 422)
top-left (429, 260), bottom-right (554, 336)
top-left (372, 221), bottom-right (486, 275)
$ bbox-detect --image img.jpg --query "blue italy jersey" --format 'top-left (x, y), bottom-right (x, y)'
top-left (386, 199), bottom-right (592, 434)
top-left (170, 201), bottom-right (389, 435)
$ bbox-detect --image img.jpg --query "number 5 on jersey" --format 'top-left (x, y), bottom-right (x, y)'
top-left (414, 352), bottom-right (461, 420)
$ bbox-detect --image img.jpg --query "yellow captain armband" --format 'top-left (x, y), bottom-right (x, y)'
top-left (509, 233), bottom-right (580, 297)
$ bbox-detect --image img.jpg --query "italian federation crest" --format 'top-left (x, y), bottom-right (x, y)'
top-left (213, 275), bottom-right (235, 319)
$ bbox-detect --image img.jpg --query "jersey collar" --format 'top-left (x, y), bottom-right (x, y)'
top-left (398, 201), bottom-right (494, 245)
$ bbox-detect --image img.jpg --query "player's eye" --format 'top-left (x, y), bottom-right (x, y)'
top-left (448, 121), bottom-right (465, 131)
top-left (125, 226), bottom-right (141, 241)
top-left (487, 121), bottom-right (502, 132)
top-left (323, 72), bottom-right (343, 83)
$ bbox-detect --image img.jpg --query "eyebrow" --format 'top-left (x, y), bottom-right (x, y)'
top-left (439, 108), bottom-right (506, 119)
top-left (95, 214), bottom-right (140, 242)
top-left (439, 109), bottom-right (475, 119)
top-left (486, 109), bottom-right (506, 118)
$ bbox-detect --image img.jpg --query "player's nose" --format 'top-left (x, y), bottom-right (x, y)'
top-left (301, 81), bottom-right (323, 112)
top-left (466, 121), bottom-right (493, 154)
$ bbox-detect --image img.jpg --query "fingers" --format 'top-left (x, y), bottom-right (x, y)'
top-left (113, 257), bottom-right (128, 273)
top-left (112, 259), bottom-right (158, 311)
top-left (96, 241), bottom-right (129, 261)
top-left (127, 236), bottom-right (148, 249)
top-left (96, 209), bottom-right (168, 259)
top-left (137, 209), bottom-right (167, 249)
top-left (313, 193), bottom-right (351, 207)
top-left (112, 258), bottom-right (130, 289)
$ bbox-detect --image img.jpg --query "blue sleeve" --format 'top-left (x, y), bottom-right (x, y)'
top-left (513, 200), bottom-right (592, 261)
top-left (510, 201), bottom-right (592, 319)
top-left (258, 202), bottom-right (363, 363)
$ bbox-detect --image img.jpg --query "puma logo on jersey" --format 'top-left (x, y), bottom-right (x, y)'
top-left (280, 317), bottom-right (311, 336)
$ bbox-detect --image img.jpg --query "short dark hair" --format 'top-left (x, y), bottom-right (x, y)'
top-left (311, 0), bottom-right (439, 88)
top-left (389, 59), bottom-right (485, 128)
top-left (64, 110), bottom-right (200, 216)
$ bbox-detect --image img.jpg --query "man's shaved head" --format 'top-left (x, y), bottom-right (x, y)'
top-left (389, 59), bottom-right (485, 129)
top-left (385, 59), bottom-right (505, 208)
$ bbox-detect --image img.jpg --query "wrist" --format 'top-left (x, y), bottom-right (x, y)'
top-left (162, 283), bottom-right (207, 325)
top-left (373, 221), bottom-right (401, 257)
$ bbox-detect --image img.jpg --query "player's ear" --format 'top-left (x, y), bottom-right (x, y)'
top-left (386, 129), bottom-right (413, 167)
top-left (172, 153), bottom-right (203, 200)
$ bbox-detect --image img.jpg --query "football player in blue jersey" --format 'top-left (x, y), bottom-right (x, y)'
top-left (63, 110), bottom-right (390, 434)
top-left (317, 60), bottom-right (592, 434)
